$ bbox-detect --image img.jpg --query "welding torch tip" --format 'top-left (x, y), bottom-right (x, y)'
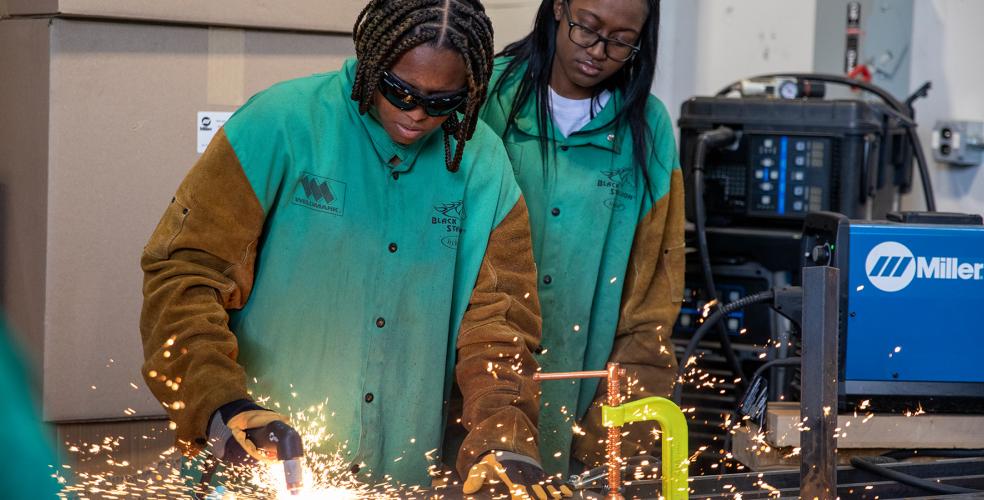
top-left (284, 458), bottom-right (303, 495)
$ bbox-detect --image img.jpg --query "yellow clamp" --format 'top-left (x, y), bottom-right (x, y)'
top-left (602, 396), bottom-right (689, 500)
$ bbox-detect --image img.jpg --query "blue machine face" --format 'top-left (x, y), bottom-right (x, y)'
top-left (845, 223), bottom-right (984, 394)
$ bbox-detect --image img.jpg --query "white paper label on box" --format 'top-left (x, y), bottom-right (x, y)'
top-left (197, 112), bottom-right (234, 154)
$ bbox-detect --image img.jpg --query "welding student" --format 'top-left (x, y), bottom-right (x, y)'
top-left (0, 319), bottom-right (61, 498)
top-left (139, 0), bottom-right (555, 494)
top-left (480, 0), bottom-right (683, 475)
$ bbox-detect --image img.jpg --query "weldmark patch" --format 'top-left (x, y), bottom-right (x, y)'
top-left (293, 172), bottom-right (346, 216)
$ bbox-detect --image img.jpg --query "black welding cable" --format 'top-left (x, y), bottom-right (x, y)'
top-left (722, 356), bottom-right (802, 452)
top-left (716, 73), bottom-right (937, 212)
top-left (691, 126), bottom-right (748, 394)
top-left (906, 125), bottom-right (937, 211)
top-left (883, 449), bottom-right (984, 460)
top-left (850, 456), bottom-right (980, 495)
top-left (750, 356), bottom-right (802, 382)
top-left (672, 289), bottom-right (775, 404)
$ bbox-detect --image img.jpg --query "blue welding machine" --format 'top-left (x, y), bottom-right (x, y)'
top-left (802, 211), bottom-right (984, 411)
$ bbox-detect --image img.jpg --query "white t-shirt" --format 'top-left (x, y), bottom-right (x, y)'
top-left (548, 86), bottom-right (612, 138)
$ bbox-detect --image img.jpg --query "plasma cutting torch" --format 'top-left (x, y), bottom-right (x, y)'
top-left (245, 420), bottom-right (305, 495)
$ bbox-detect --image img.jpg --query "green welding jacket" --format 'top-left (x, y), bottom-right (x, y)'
top-left (481, 58), bottom-right (685, 475)
top-left (140, 58), bottom-right (542, 487)
top-left (0, 320), bottom-right (61, 498)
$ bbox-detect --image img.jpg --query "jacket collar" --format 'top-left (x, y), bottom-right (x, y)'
top-left (342, 58), bottom-right (435, 173)
top-left (505, 74), bottom-right (623, 154)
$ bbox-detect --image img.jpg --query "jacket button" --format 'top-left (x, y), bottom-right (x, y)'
top-left (551, 207), bottom-right (560, 216)
top-left (350, 464), bottom-right (361, 474)
top-left (375, 317), bottom-right (385, 328)
top-left (392, 172), bottom-right (399, 180)
top-left (388, 243), bottom-right (398, 253)
top-left (560, 145), bottom-right (569, 151)
top-left (364, 393), bottom-right (374, 403)
top-left (607, 134), bottom-right (615, 142)
top-left (543, 275), bottom-right (552, 285)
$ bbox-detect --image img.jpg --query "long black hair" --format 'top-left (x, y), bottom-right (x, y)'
top-left (351, 0), bottom-right (495, 172)
top-left (494, 0), bottom-right (662, 197)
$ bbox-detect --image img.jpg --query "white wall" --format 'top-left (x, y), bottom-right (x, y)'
top-left (652, 0), bottom-right (697, 124)
top-left (485, 0), bottom-right (540, 52)
top-left (655, 0), bottom-right (818, 125)
top-left (691, 0), bottom-right (817, 96)
top-left (905, 0), bottom-right (984, 212)
top-left (654, 0), bottom-right (984, 216)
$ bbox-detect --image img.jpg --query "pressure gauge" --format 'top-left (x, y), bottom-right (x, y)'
top-left (778, 80), bottom-right (800, 99)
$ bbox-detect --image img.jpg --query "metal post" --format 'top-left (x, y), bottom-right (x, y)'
top-left (605, 363), bottom-right (624, 500)
top-left (799, 265), bottom-right (839, 500)
top-left (533, 364), bottom-right (625, 499)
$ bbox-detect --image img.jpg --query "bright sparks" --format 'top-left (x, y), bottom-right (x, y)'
top-left (57, 398), bottom-right (412, 499)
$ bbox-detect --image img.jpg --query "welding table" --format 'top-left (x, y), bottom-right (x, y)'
top-left (568, 457), bottom-right (984, 499)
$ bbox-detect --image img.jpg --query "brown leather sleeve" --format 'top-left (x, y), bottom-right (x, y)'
top-left (140, 129), bottom-right (265, 454)
top-left (454, 196), bottom-right (543, 478)
top-left (573, 169), bottom-right (685, 466)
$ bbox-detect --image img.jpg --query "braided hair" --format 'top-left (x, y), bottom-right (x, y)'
top-left (352, 0), bottom-right (494, 172)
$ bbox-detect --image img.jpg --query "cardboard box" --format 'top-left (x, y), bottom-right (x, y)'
top-left (765, 403), bottom-right (984, 449)
top-left (731, 425), bottom-right (886, 471)
top-left (0, 16), bottom-right (354, 422)
top-left (1, 0), bottom-right (366, 33)
top-left (1, 0), bottom-right (538, 46)
top-left (0, 18), bottom-right (50, 375)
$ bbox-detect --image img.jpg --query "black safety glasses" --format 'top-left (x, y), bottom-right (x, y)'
top-left (379, 71), bottom-right (467, 117)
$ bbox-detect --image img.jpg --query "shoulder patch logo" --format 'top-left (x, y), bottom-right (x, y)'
top-left (293, 172), bottom-right (346, 216)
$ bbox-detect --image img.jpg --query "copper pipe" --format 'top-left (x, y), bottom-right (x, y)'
top-left (532, 365), bottom-right (626, 499)
top-left (606, 363), bottom-right (626, 500)
top-left (533, 370), bottom-right (609, 381)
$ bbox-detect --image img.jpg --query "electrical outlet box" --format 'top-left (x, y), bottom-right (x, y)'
top-left (933, 120), bottom-right (984, 166)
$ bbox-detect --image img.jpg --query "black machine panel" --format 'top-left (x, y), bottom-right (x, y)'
top-left (679, 97), bottom-right (913, 229)
top-left (702, 135), bottom-right (833, 219)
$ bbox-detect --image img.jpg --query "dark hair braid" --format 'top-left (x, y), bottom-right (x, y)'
top-left (352, 0), bottom-right (494, 172)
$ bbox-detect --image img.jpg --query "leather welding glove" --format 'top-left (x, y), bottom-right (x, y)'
top-left (207, 398), bottom-right (294, 464)
top-left (463, 452), bottom-right (574, 500)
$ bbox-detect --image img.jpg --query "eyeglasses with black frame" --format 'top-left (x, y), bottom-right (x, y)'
top-left (378, 71), bottom-right (467, 117)
top-left (562, 0), bottom-right (641, 63)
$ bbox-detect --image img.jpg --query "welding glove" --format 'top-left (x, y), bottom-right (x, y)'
top-left (207, 398), bottom-right (294, 464)
top-left (463, 452), bottom-right (574, 499)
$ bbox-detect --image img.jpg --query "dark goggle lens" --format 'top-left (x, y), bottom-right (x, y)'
top-left (381, 82), bottom-right (417, 111)
top-left (423, 94), bottom-right (466, 116)
top-left (380, 72), bottom-right (465, 117)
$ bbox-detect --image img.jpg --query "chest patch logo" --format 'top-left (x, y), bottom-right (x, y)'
top-left (432, 200), bottom-right (465, 249)
top-left (293, 172), bottom-right (346, 216)
top-left (597, 167), bottom-right (635, 211)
